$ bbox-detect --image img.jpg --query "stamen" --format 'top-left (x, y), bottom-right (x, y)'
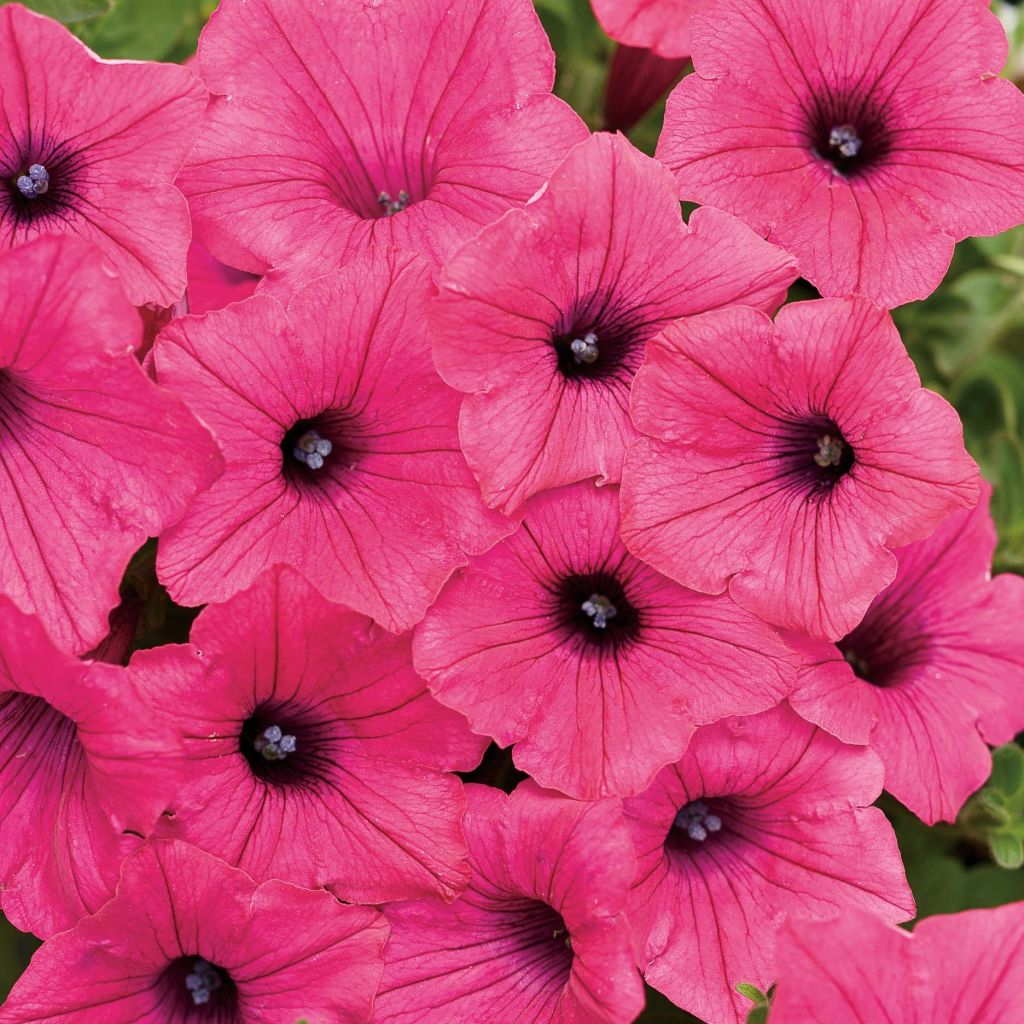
top-left (185, 959), bottom-right (223, 1007)
top-left (552, 927), bottom-right (573, 951)
top-left (581, 593), bottom-right (617, 629)
top-left (828, 125), bottom-right (861, 160)
top-left (377, 189), bottom-right (411, 216)
top-left (292, 429), bottom-right (332, 471)
top-left (15, 164), bottom-right (49, 199)
top-left (253, 724), bottom-right (297, 762)
top-left (673, 800), bottom-right (722, 843)
top-left (814, 434), bottom-right (845, 468)
top-left (569, 331), bottom-right (599, 365)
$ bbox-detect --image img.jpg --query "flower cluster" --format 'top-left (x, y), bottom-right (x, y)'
top-left (0, 0), bottom-right (1023, 1022)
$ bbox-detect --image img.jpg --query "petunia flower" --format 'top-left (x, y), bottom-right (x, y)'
top-left (414, 481), bottom-right (796, 799)
top-left (0, 235), bottom-right (223, 655)
top-left (787, 483), bottom-right (1024, 824)
top-left (155, 246), bottom-right (511, 632)
top-left (134, 565), bottom-right (486, 904)
top-left (655, 0), bottom-right (1024, 307)
top-left (374, 781), bottom-right (644, 1024)
top-left (0, 3), bottom-right (205, 305)
top-left (431, 132), bottom-right (796, 514)
top-left (179, 0), bottom-right (587, 277)
top-left (771, 902), bottom-right (1024, 1023)
top-left (0, 840), bottom-right (388, 1024)
top-left (623, 704), bottom-right (915, 1024)
top-left (0, 598), bottom-right (184, 939)
top-left (621, 297), bottom-right (980, 641)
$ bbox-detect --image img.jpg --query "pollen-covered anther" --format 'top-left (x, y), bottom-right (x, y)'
top-left (378, 189), bottom-right (411, 216)
top-left (569, 331), bottom-right (599, 365)
top-left (253, 724), bottom-right (297, 762)
top-left (15, 164), bottom-right (49, 199)
top-left (828, 125), bottom-right (861, 160)
top-left (581, 593), bottom-right (617, 628)
top-left (814, 433), bottom-right (845, 468)
top-left (185, 958), bottom-right (223, 1006)
top-left (292, 429), bottom-right (332, 470)
top-left (673, 800), bottom-right (722, 843)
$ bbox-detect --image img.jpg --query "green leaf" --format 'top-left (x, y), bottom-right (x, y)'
top-left (1, 0), bottom-right (113, 24)
top-left (989, 831), bottom-right (1024, 870)
top-left (736, 983), bottom-right (767, 1005)
top-left (989, 744), bottom-right (1024, 798)
top-left (746, 1008), bottom-right (770, 1024)
top-left (74, 0), bottom-right (193, 60)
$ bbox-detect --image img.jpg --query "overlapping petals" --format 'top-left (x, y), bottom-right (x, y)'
top-left (432, 132), bottom-right (796, 513)
top-left (622, 297), bottom-right (980, 640)
top-left (624, 704), bottom-right (914, 1023)
top-left (375, 782), bottom-right (644, 1024)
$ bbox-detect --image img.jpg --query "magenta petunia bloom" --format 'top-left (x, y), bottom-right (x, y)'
top-left (414, 482), bottom-right (795, 800)
top-left (788, 483), bottom-right (1024, 824)
top-left (186, 240), bottom-right (260, 315)
top-left (0, 4), bottom-right (205, 305)
top-left (0, 598), bottom-right (184, 939)
top-left (771, 902), bottom-right (1024, 1023)
top-left (431, 132), bottom-right (795, 513)
top-left (591, 0), bottom-right (698, 58)
top-left (0, 840), bottom-right (387, 1024)
top-left (0, 235), bottom-right (222, 655)
top-left (655, 0), bottom-right (1024, 307)
top-left (621, 297), bottom-right (980, 641)
top-left (623, 704), bottom-right (914, 1024)
top-left (180, 0), bottom-right (586, 276)
top-left (134, 565), bottom-right (486, 904)
top-left (155, 247), bottom-right (511, 631)
top-left (375, 781), bottom-right (644, 1024)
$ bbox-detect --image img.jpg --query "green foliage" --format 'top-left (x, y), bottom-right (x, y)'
top-left (73, 0), bottom-right (214, 60)
top-left (0, 0), bottom-right (112, 24)
top-left (959, 745), bottom-right (1024, 870)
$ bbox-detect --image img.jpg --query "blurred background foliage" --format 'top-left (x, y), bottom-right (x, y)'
top-left (0, 0), bottom-right (1022, 1020)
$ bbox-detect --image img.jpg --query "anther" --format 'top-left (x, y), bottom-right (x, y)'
top-left (581, 593), bottom-right (617, 629)
top-left (570, 331), bottom-right (599, 365)
top-left (828, 125), bottom-right (862, 160)
top-left (814, 434), bottom-right (845, 468)
top-left (15, 164), bottom-right (49, 199)
top-left (377, 190), bottom-right (411, 216)
top-left (292, 430), bottom-right (332, 470)
top-left (185, 959), bottom-right (223, 1006)
top-left (253, 724), bottom-right (297, 762)
top-left (673, 800), bottom-right (722, 843)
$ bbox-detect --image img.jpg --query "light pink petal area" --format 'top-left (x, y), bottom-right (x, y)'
top-left (772, 902), bottom-right (1024, 1024)
top-left (624, 705), bottom-right (914, 1024)
top-left (0, 599), bottom-right (184, 939)
top-left (186, 240), bottom-right (260, 314)
top-left (415, 482), bottom-right (795, 799)
top-left (135, 566), bottom-right (483, 904)
top-left (591, 0), bottom-right (698, 57)
top-left (0, 841), bottom-right (388, 1024)
top-left (156, 247), bottom-right (511, 632)
top-left (376, 782), bottom-right (643, 1024)
top-left (655, 0), bottom-right (1024, 306)
top-left (622, 297), bottom-right (979, 640)
top-left (791, 485), bottom-right (1024, 823)
top-left (432, 131), bottom-right (795, 513)
top-left (0, 236), bottom-right (222, 655)
top-left (0, 5), bottom-right (205, 304)
top-left (182, 0), bottom-right (584, 273)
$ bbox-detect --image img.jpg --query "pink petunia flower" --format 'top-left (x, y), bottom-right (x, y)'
top-left (788, 483), bottom-right (1024, 824)
top-left (621, 297), bottom-right (980, 641)
top-left (375, 781), bottom-right (644, 1024)
top-left (155, 247), bottom-right (511, 631)
top-left (655, 0), bottom-right (1024, 308)
top-left (0, 235), bottom-right (222, 655)
top-left (0, 598), bottom-right (184, 939)
top-left (771, 902), bottom-right (1024, 1023)
top-left (591, 0), bottom-right (698, 58)
top-left (186, 240), bottom-right (260, 315)
top-left (134, 565), bottom-right (486, 904)
top-left (0, 4), bottom-right (205, 305)
top-left (431, 132), bottom-right (796, 514)
top-left (0, 840), bottom-right (387, 1024)
top-left (623, 704), bottom-right (914, 1024)
top-left (414, 482), bottom-right (796, 799)
top-left (179, 0), bottom-right (586, 276)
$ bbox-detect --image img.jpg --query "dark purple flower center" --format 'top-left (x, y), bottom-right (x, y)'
top-left (517, 900), bottom-right (575, 968)
top-left (161, 956), bottom-right (238, 1022)
top-left (1, 138), bottom-right (82, 228)
top-left (280, 411), bottom-right (359, 491)
top-left (240, 702), bottom-right (335, 788)
top-left (556, 572), bottom-right (641, 649)
top-left (806, 92), bottom-right (893, 177)
top-left (666, 798), bottom-right (729, 854)
top-left (550, 298), bottom-right (650, 384)
top-left (837, 611), bottom-right (932, 689)
top-left (773, 415), bottom-right (855, 494)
